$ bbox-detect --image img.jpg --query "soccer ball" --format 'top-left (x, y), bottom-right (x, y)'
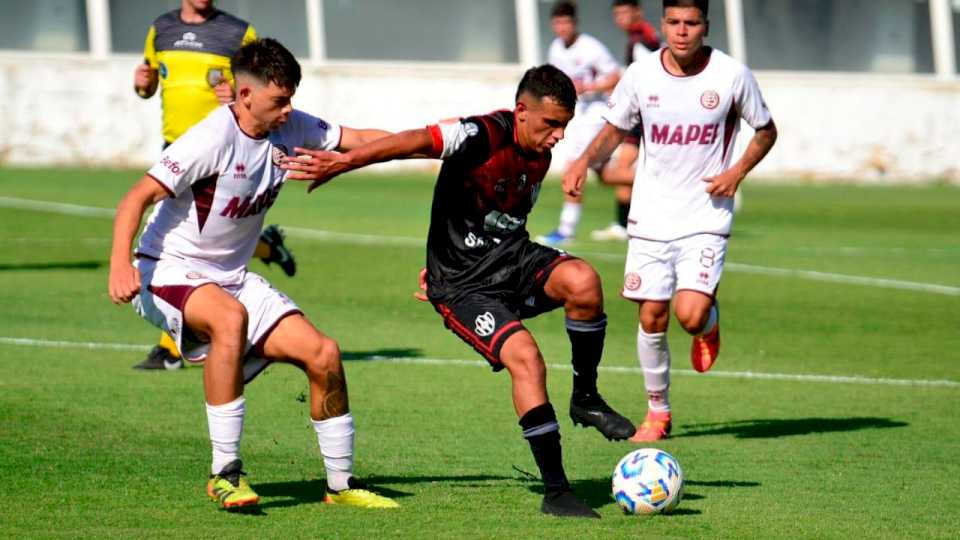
top-left (612, 448), bottom-right (684, 515)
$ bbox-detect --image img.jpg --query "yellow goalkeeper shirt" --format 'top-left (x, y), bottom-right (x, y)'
top-left (143, 9), bottom-right (257, 143)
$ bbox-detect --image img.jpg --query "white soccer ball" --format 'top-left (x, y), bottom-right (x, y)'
top-left (612, 448), bottom-right (684, 515)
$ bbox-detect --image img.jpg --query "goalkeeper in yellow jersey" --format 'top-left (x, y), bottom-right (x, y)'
top-left (132, 0), bottom-right (295, 370)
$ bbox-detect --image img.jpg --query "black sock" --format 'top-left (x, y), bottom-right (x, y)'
top-left (519, 403), bottom-right (569, 493)
top-left (566, 315), bottom-right (606, 398)
top-left (616, 201), bottom-right (630, 228)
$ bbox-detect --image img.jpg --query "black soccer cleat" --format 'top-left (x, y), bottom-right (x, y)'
top-left (259, 224), bottom-right (297, 277)
top-left (569, 393), bottom-right (636, 441)
top-left (133, 345), bottom-right (184, 370)
top-left (541, 489), bottom-right (600, 519)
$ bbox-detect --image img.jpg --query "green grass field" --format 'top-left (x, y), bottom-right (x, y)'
top-left (1, 167), bottom-right (958, 538)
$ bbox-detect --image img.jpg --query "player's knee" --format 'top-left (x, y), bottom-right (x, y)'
top-left (560, 261), bottom-right (602, 307)
top-left (675, 306), bottom-right (709, 334)
top-left (209, 302), bottom-right (248, 341)
top-left (508, 345), bottom-right (546, 384)
top-left (305, 335), bottom-right (342, 375)
top-left (639, 305), bottom-right (669, 333)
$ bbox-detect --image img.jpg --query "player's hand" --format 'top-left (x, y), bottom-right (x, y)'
top-left (704, 169), bottom-right (743, 198)
top-left (281, 147), bottom-right (351, 192)
top-left (573, 80), bottom-right (587, 96)
top-left (108, 262), bottom-right (141, 305)
top-left (562, 159), bottom-right (590, 198)
top-left (413, 267), bottom-right (428, 302)
top-left (213, 80), bottom-right (234, 104)
top-left (134, 62), bottom-right (155, 97)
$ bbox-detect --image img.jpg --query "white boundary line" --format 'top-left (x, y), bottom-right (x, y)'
top-left (1, 336), bottom-right (957, 389)
top-left (1, 195), bottom-right (958, 296)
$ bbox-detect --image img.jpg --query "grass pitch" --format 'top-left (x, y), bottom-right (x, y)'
top-left (0, 167), bottom-right (958, 538)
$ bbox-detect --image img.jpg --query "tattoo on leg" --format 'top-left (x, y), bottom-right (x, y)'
top-left (319, 370), bottom-right (349, 419)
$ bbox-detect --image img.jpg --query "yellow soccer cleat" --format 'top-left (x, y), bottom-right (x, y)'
top-left (206, 459), bottom-right (260, 510)
top-left (324, 477), bottom-right (399, 509)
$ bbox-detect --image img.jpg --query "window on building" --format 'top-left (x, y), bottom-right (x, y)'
top-left (111, 0), bottom-right (308, 58)
top-left (742, 0), bottom-right (934, 73)
top-left (324, 0), bottom-right (519, 63)
top-left (0, 0), bottom-right (88, 52)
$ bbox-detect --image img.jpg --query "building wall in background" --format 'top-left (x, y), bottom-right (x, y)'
top-left (0, 56), bottom-right (957, 182)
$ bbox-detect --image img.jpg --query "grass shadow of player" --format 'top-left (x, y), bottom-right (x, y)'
top-left (255, 474), bottom-right (511, 509)
top-left (341, 348), bottom-right (423, 361)
top-left (0, 260), bottom-right (103, 271)
top-left (680, 417), bottom-right (908, 439)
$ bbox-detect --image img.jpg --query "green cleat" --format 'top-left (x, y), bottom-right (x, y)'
top-left (324, 477), bottom-right (399, 509)
top-left (206, 460), bottom-right (260, 510)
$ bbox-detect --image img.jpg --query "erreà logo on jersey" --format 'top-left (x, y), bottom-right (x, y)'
top-left (174, 32), bottom-right (203, 49)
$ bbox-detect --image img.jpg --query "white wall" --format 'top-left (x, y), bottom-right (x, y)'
top-left (1, 54), bottom-right (958, 182)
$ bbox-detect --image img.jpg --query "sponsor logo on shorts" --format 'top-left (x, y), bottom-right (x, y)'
top-left (698, 271), bottom-right (711, 285)
top-left (475, 312), bottom-right (496, 337)
top-left (185, 271), bottom-right (206, 280)
top-left (701, 90), bottom-right (720, 110)
top-left (700, 247), bottom-right (717, 268)
top-left (624, 272), bottom-right (642, 291)
top-left (272, 144), bottom-right (289, 167)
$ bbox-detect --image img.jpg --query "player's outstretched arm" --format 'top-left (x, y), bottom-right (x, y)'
top-left (704, 120), bottom-right (778, 198)
top-left (108, 175), bottom-right (169, 304)
top-left (282, 128), bottom-right (435, 192)
top-left (563, 122), bottom-right (626, 197)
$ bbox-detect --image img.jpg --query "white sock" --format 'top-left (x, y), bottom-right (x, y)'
top-left (558, 202), bottom-right (582, 237)
top-left (312, 413), bottom-right (355, 492)
top-left (637, 327), bottom-right (671, 413)
top-left (206, 396), bottom-right (245, 475)
top-left (699, 304), bottom-right (719, 336)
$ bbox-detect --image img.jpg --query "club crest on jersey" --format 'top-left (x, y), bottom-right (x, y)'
top-left (624, 272), bottom-right (642, 291)
top-left (272, 144), bottom-right (289, 167)
top-left (701, 90), bottom-right (720, 110)
top-left (475, 312), bottom-right (496, 337)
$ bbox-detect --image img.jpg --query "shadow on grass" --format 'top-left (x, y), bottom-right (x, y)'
top-left (255, 474), bottom-right (511, 509)
top-left (0, 260), bottom-right (103, 271)
top-left (679, 417), bottom-right (908, 439)
top-left (341, 348), bottom-right (422, 361)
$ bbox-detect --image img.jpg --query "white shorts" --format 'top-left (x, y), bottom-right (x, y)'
top-left (622, 234), bottom-right (727, 302)
top-left (132, 257), bottom-right (302, 382)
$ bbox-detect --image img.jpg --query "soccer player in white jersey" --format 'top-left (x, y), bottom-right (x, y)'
top-left (538, 1), bottom-right (622, 246)
top-left (107, 38), bottom-right (398, 510)
top-left (563, 0), bottom-right (778, 441)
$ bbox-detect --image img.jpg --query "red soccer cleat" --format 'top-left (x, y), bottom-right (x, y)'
top-left (691, 323), bottom-right (720, 373)
top-left (629, 410), bottom-right (672, 442)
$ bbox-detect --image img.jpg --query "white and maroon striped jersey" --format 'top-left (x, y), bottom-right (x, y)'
top-left (603, 48), bottom-right (772, 241)
top-left (548, 33), bottom-right (621, 115)
top-left (136, 105), bottom-right (341, 284)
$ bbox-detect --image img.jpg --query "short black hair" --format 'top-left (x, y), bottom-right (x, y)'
top-left (551, 1), bottom-right (577, 19)
top-left (231, 38), bottom-right (301, 91)
top-left (663, 0), bottom-right (708, 17)
top-left (515, 64), bottom-right (576, 112)
top-left (613, 0), bottom-right (640, 7)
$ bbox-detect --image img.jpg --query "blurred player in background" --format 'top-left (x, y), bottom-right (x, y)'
top-left (110, 39), bottom-right (398, 510)
top-left (589, 0), bottom-right (664, 242)
top-left (538, 1), bottom-right (621, 246)
top-left (133, 0), bottom-right (295, 370)
top-left (564, 0), bottom-right (777, 441)
top-left (283, 65), bottom-right (636, 518)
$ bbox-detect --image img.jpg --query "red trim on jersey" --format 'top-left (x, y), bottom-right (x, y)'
top-left (721, 102), bottom-right (739, 162)
top-left (659, 47), bottom-right (713, 78)
top-left (191, 173), bottom-right (219, 234)
top-left (427, 124), bottom-right (444, 157)
top-left (148, 284), bottom-right (200, 313)
top-left (147, 173), bottom-right (176, 199)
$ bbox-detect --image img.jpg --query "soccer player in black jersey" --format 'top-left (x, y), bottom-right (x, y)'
top-left (282, 65), bottom-right (635, 518)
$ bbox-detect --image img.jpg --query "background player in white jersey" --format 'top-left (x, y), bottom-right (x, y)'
top-left (107, 38), bottom-right (398, 510)
top-left (563, 0), bottom-right (778, 441)
top-left (538, 1), bottom-right (621, 246)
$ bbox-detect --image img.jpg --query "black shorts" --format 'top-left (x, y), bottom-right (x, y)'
top-left (429, 241), bottom-right (574, 371)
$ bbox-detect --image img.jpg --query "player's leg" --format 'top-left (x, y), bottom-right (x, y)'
top-left (539, 257), bottom-right (635, 440)
top-left (621, 238), bottom-right (677, 442)
top-left (592, 142), bottom-right (637, 241)
top-left (181, 284), bottom-right (258, 509)
top-left (538, 169), bottom-right (584, 246)
top-left (259, 314), bottom-right (397, 508)
top-left (674, 234), bottom-right (726, 372)
top-left (256, 224), bottom-right (296, 277)
top-left (132, 331), bottom-right (184, 370)
top-left (498, 330), bottom-right (599, 519)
